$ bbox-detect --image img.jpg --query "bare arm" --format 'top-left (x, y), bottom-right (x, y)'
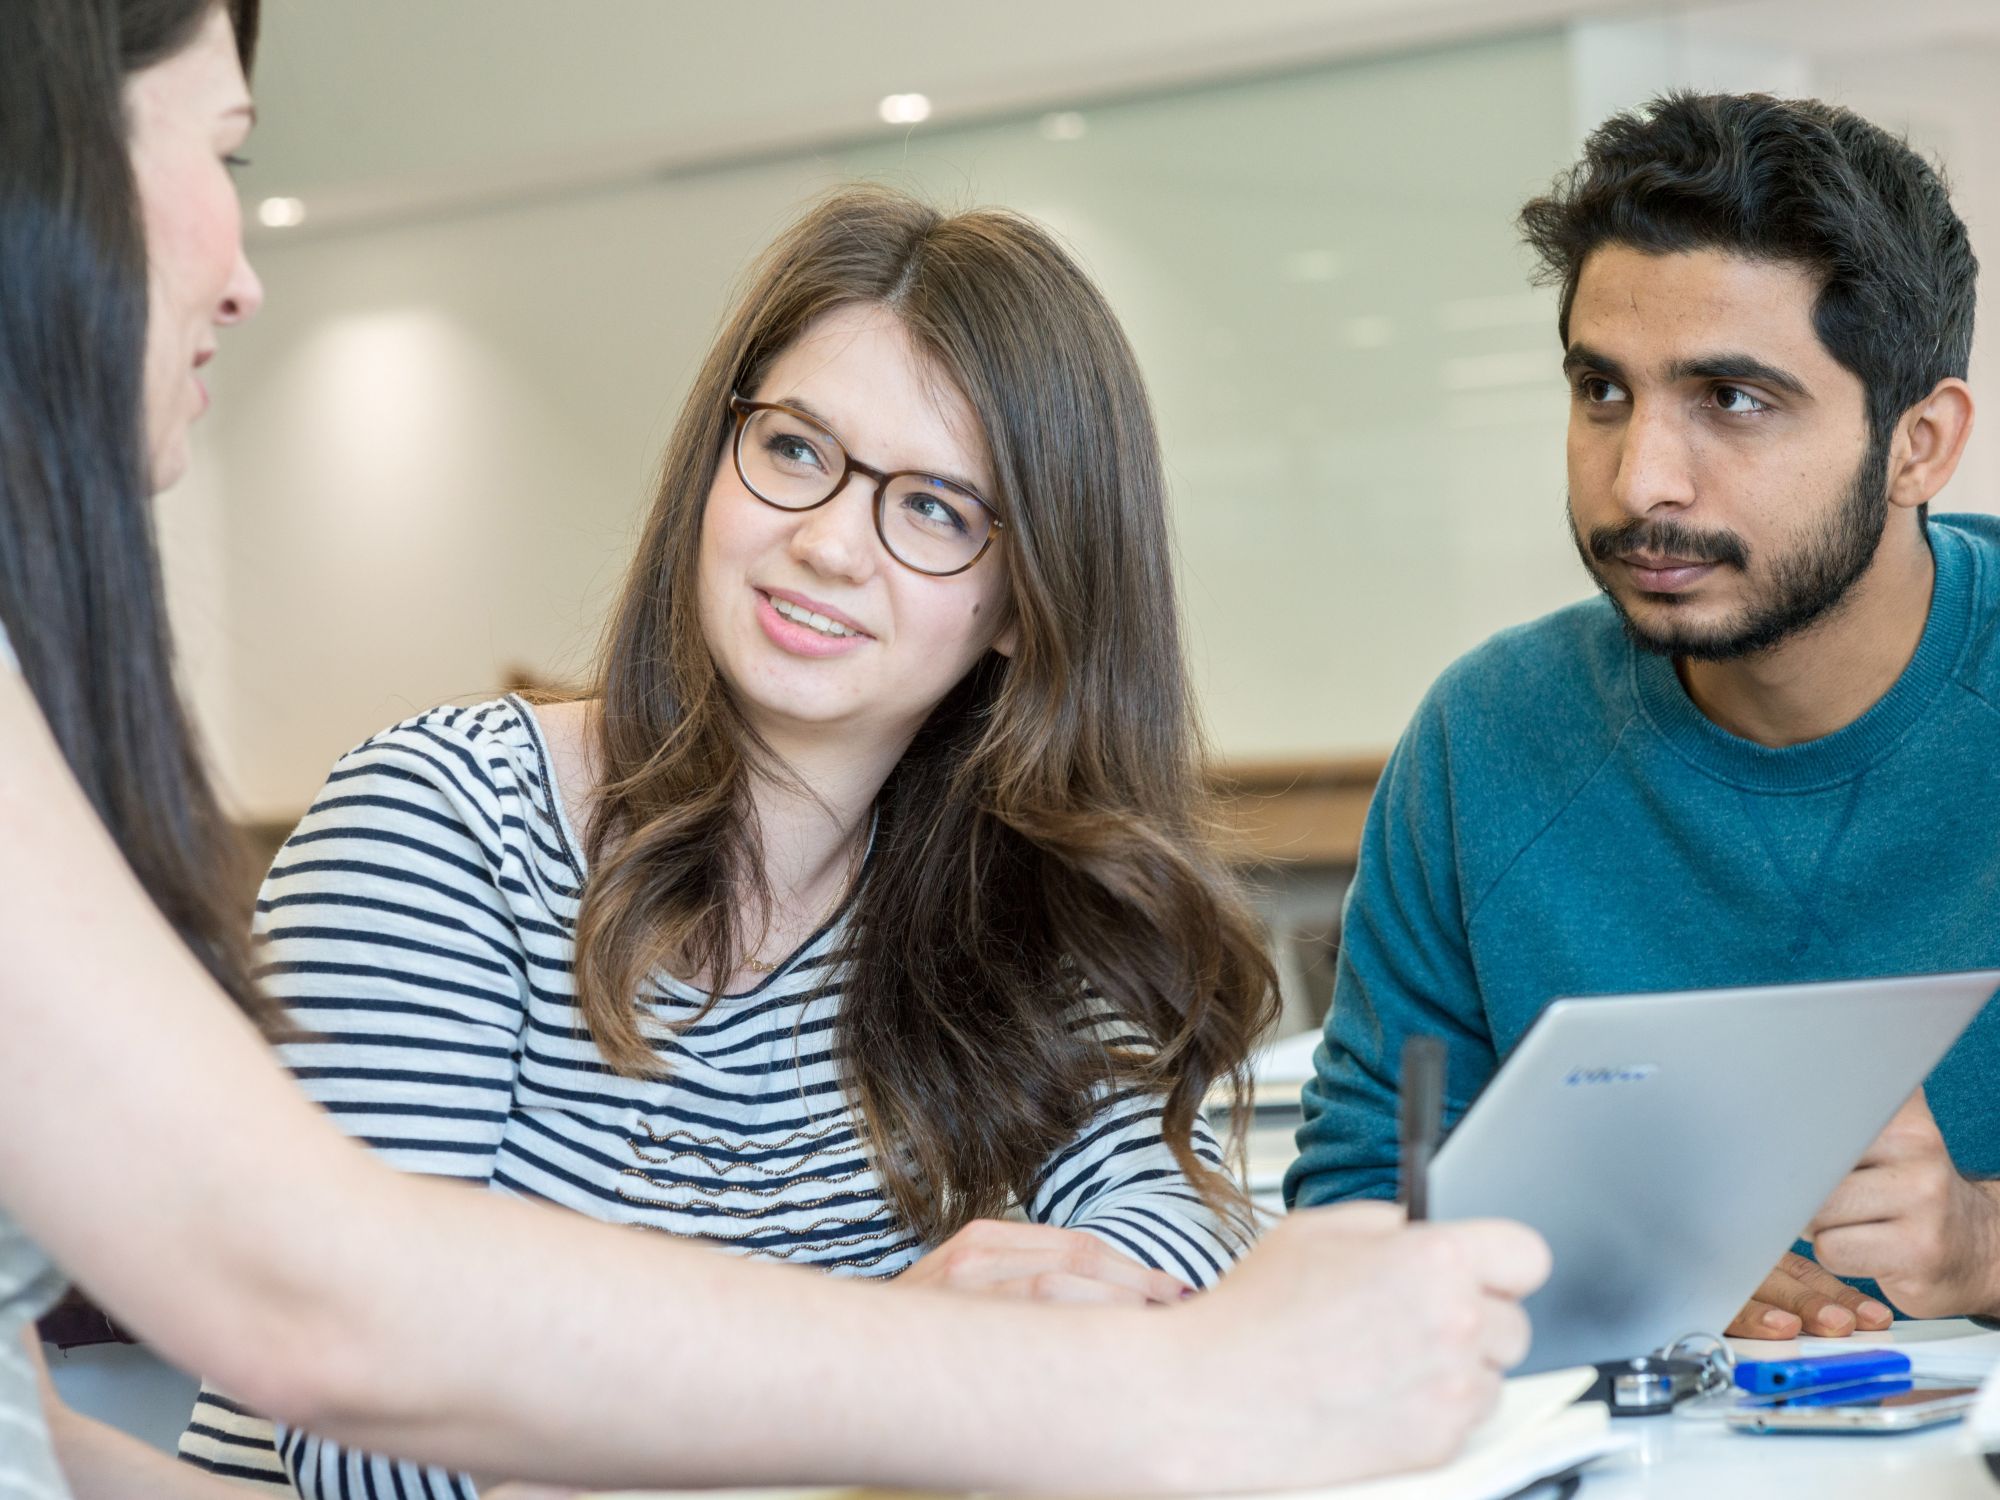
top-left (0, 666), bottom-right (1548, 1494)
top-left (28, 1334), bottom-right (242, 1500)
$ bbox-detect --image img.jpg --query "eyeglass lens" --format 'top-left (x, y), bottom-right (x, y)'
top-left (736, 404), bottom-right (993, 575)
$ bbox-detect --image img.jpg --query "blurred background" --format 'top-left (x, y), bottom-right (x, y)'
top-left (173, 0), bottom-right (1997, 837)
top-left (49, 0), bottom-right (1999, 1443)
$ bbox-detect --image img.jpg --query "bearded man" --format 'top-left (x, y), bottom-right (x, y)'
top-left (1286, 91), bottom-right (2000, 1338)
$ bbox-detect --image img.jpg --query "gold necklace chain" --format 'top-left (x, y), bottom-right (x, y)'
top-left (742, 829), bottom-right (866, 973)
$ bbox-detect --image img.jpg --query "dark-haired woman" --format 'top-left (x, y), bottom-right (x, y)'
top-left (0, 1), bottom-right (1550, 1496)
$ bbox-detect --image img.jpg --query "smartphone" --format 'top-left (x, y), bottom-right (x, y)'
top-left (1726, 1384), bottom-right (1980, 1435)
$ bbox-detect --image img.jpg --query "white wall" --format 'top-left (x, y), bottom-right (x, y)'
top-left (180, 6), bottom-right (2000, 819)
top-left (197, 28), bottom-right (1585, 817)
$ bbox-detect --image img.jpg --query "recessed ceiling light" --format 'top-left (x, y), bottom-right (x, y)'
top-left (1039, 111), bottom-right (1088, 142)
top-left (878, 93), bottom-right (933, 125)
top-left (258, 197), bottom-right (306, 229)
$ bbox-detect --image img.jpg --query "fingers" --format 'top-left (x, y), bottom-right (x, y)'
top-left (919, 1219), bottom-right (1190, 1302)
top-left (1728, 1253), bottom-right (1894, 1338)
top-left (1774, 1251), bottom-right (1893, 1330)
top-left (1754, 1252), bottom-right (1887, 1335)
top-left (1727, 1298), bottom-right (1803, 1339)
top-left (1437, 1219), bottom-right (1553, 1299)
top-left (1474, 1290), bottom-right (1533, 1371)
top-left (988, 1272), bottom-right (1158, 1305)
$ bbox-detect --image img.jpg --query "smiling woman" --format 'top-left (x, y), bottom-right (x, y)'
top-left (125, 4), bottom-right (264, 491)
top-left (179, 187), bottom-right (1296, 1498)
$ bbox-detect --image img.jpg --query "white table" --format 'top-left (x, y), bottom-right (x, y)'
top-left (1580, 1320), bottom-right (1999, 1497)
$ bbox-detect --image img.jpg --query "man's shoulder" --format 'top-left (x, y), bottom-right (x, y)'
top-left (1935, 515), bottom-right (2000, 697)
top-left (1418, 593), bottom-right (1636, 751)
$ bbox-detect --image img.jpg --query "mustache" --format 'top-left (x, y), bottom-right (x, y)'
top-left (1587, 517), bottom-right (1749, 571)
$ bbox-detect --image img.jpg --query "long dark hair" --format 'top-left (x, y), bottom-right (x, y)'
top-left (576, 186), bottom-right (1278, 1244)
top-left (0, 0), bottom-right (272, 1025)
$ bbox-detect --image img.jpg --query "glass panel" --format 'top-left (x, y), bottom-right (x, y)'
top-left (836, 30), bottom-right (1579, 756)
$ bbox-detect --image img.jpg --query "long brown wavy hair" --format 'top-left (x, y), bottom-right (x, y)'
top-left (575, 185), bottom-right (1278, 1243)
top-left (0, 0), bottom-right (274, 1029)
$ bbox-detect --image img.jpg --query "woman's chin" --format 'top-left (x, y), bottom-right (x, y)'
top-left (146, 436), bottom-right (192, 497)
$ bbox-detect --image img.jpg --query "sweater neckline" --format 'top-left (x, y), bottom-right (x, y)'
top-left (1629, 524), bottom-right (1970, 793)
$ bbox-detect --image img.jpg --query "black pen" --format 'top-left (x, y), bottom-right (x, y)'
top-left (1399, 1035), bottom-right (1446, 1221)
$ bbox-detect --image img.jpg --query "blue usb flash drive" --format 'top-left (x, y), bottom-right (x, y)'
top-left (1734, 1350), bottom-right (1912, 1395)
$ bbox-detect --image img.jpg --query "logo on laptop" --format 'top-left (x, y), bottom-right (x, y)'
top-left (1562, 1063), bottom-right (1660, 1086)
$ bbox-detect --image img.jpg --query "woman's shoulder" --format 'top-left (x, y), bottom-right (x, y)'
top-left (315, 695), bottom-right (584, 876)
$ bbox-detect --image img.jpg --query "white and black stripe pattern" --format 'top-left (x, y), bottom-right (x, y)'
top-left (177, 697), bottom-right (1241, 1498)
top-left (0, 1229), bottom-right (70, 1500)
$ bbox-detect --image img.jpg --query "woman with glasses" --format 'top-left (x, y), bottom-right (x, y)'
top-left (3, 1), bottom-right (1550, 1493)
top-left (185, 187), bottom-right (1301, 1496)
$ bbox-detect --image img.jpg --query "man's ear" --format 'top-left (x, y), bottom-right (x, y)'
top-left (1888, 377), bottom-right (1976, 511)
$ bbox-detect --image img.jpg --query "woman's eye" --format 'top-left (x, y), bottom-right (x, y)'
top-left (224, 154), bottom-right (252, 170)
top-left (1711, 384), bottom-right (1769, 414)
top-left (764, 431), bottom-right (830, 473)
top-left (901, 486), bottom-right (970, 535)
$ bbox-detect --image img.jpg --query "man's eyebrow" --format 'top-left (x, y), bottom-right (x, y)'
top-left (774, 394), bottom-right (987, 495)
top-left (1561, 343), bottom-right (1626, 383)
top-left (1667, 353), bottom-right (1812, 400)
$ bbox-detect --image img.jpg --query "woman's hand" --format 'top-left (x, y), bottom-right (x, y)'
top-left (898, 1219), bottom-right (1191, 1304)
top-left (1157, 1202), bottom-right (1551, 1490)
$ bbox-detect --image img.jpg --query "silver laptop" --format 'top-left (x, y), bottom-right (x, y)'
top-left (1428, 970), bottom-right (2000, 1373)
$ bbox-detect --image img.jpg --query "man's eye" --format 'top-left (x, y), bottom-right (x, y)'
top-left (1577, 375), bottom-right (1628, 404)
top-left (1711, 384), bottom-right (1769, 414)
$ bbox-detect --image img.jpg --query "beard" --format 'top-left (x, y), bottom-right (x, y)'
top-left (1570, 437), bottom-right (1892, 662)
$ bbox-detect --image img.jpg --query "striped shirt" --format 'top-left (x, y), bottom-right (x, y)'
top-left (180, 696), bottom-right (1241, 1497)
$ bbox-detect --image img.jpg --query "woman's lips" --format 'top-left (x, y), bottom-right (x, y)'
top-left (754, 589), bottom-right (870, 658)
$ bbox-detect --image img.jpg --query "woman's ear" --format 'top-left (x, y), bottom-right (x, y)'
top-left (992, 620), bottom-right (1019, 659)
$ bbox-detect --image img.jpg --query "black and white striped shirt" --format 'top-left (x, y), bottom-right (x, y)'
top-left (179, 697), bottom-right (1241, 1497)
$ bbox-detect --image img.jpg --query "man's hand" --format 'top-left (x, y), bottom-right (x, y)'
top-left (1726, 1249), bottom-right (1892, 1339)
top-left (1805, 1092), bottom-right (2000, 1320)
top-left (896, 1218), bottom-right (1191, 1304)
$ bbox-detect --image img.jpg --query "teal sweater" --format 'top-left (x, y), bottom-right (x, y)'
top-left (1288, 514), bottom-right (2000, 1210)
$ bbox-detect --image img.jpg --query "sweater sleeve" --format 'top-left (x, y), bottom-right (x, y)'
top-left (1284, 688), bottom-right (1498, 1209)
top-left (1024, 1000), bottom-right (1248, 1289)
top-left (179, 713), bottom-right (533, 1500)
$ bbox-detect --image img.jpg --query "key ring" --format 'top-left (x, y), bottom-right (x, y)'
top-left (1588, 1332), bottom-right (1737, 1417)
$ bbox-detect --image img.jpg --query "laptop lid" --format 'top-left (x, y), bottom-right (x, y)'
top-left (1428, 969), bottom-right (2000, 1373)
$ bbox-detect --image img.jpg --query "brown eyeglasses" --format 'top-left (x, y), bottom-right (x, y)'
top-left (728, 394), bottom-right (1004, 577)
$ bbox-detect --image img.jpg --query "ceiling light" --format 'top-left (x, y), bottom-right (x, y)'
top-left (258, 197), bottom-right (306, 229)
top-left (1039, 111), bottom-right (1088, 142)
top-left (878, 93), bottom-right (933, 125)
